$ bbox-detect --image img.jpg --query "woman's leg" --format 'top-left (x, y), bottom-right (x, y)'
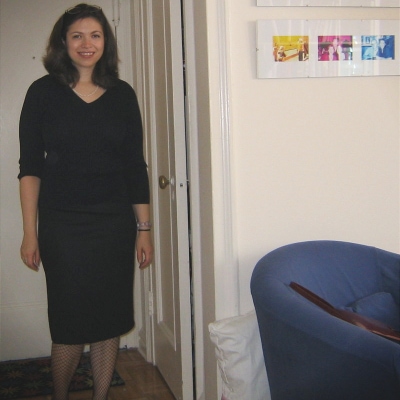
top-left (90, 336), bottom-right (120, 400)
top-left (51, 343), bottom-right (84, 400)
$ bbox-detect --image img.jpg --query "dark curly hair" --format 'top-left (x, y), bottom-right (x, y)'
top-left (43, 3), bottom-right (119, 88)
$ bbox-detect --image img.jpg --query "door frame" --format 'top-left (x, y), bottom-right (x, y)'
top-left (129, 1), bottom-right (198, 397)
top-left (181, 0), bottom-right (239, 397)
top-left (129, 0), bottom-right (237, 398)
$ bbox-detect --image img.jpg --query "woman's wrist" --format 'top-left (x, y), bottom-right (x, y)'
top-left (137, 221), bottom-right (152, 231)
top-left (23, 228), bottom-right (38, 237)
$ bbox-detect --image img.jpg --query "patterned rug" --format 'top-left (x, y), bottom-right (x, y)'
top-left (0, 353), bottom-right (124, 399)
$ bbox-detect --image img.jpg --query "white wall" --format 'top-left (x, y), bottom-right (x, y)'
top-left (222, 2), bottom-right (400, 314)
top-left (199, 3), bottom-right (399, 397)
top-left (0, 0), bottom-right (60, 361)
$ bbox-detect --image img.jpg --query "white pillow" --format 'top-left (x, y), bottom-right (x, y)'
top-left (209, 310), bottom-right (271, 400)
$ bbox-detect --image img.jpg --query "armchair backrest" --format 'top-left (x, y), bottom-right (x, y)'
top-left (253, 240), bottom-right (400, 308)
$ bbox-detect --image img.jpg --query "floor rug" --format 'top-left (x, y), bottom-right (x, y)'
top-left (0, 353), bottom-right (124, 399)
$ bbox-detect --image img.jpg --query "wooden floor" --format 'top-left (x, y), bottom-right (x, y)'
top-left (14, 349), bottom-right (176, 400)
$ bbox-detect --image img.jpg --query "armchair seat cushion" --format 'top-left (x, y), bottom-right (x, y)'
top-left (346, 292), bottom-right (400, 331)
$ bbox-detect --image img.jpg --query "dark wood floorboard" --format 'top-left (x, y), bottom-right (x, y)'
top-left (12, 348), bottom-right (175, 400)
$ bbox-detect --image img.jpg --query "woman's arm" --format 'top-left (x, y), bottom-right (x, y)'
top-left (19, 176), bottom-right (41, 271)
top-left (133, 203), bottom-right (153, 269)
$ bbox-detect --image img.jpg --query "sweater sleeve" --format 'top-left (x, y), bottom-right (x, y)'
top-left (122, 84), bottom-right (150, 205)
top-left (18, 81), bottom-right (46, 179)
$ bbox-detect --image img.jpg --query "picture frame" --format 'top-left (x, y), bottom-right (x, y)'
top-left (256, 19), bottom-right (400, 78)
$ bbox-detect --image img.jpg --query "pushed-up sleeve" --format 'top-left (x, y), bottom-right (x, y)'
top-left (18, 82), bottom-right (46, 179)
top-left (122, 85), bottom-right (150, 205)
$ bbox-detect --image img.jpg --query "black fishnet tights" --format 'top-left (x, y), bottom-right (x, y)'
top-left (51, 337), bottom-right (120, 400)
top-left (51, 342), bottom-right (84, 400)
top-left (90, 337), bottom-right (120, 400)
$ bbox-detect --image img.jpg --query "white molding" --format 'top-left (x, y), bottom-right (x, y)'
top-left (213, 0), bottom-right (239, 319)
top-left (207, 2), bottom-right (239, 397)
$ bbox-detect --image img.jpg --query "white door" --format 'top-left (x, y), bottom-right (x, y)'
top-left (131, 1), bottom-right (193, 399)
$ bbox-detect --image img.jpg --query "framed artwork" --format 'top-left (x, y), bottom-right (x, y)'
top-left (257, 19), bottom-right (400, 78)
top-left (257, 0), bottom-right (400, 6)
top-left (257, 20), bottom-right (310, 78)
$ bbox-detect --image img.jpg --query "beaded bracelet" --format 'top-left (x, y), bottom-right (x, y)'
top-left (137, 221), bottom-right (152, 230)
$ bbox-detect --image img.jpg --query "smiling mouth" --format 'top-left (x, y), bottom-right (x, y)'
top-left (79, 52), bottom-right (95, 56)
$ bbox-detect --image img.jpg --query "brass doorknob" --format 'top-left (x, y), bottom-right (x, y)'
top-left (159, 175), bottom-right (170, 189)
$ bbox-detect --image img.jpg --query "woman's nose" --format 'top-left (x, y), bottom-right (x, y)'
top-left (81, 37), bottom-right (91, 47)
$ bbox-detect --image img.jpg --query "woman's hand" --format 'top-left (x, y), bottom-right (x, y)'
top-left (19, 176), bottom-right (41, 272)
top-left (21, 232), bottom-right (41, 271)
top-left (132, 204), bottom-right (153, 269)
top-left (136, 230), bottom-right (153, 269)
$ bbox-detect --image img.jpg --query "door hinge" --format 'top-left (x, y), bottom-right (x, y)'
top-left (112, 0), bottom-right (120, 40)
top-left (112, 0), bottom-right (120, 27)
top-left (148, 291), bottom-right (154, 316)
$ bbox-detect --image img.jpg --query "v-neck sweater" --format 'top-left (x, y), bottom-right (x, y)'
top-left (18, 75), bottom-right (149, 209)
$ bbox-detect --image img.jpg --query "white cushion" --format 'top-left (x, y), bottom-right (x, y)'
top-left (209, 310), bottom-right (271, 400)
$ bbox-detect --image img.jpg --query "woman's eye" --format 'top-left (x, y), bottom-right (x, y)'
top-left (92, 34), bottom-right (101, 39)
top-left (72, 34), bottom-right (81, 39)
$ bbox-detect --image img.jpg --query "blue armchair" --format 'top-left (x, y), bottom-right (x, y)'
top-left (251, 240), bottom-right (400, 400)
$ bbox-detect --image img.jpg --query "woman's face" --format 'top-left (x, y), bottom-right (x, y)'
top-left (65, 17), bottom-right (104, 73)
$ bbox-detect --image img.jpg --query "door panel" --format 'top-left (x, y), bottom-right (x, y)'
top-left (140, 1), bottom-right (193, 399)
top-left (153, 0), bottom-right (176, 343)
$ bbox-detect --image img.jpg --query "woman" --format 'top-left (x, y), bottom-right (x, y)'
top-left (320, 44), bottom-right (337, 61)
top-left (376, 38), bottom-right (393, 59)
top-left (18, 4), bottom-right (153, 399)
top-left (331, 37), bottom-right (342, 61)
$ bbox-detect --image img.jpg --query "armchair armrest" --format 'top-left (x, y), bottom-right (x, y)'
top-left (252, 277), bottom-right (400, 400)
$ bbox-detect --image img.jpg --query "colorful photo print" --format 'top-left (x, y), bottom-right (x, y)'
top-left (318, 36), bottom-right (353, 61)
top-left (362, 35), bottom-right (395, 60)
top-left (272, 36), bottom-right (309, 62)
